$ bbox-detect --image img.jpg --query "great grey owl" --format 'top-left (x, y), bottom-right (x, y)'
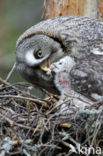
top-left (15, 16), bottom-right (103, 94)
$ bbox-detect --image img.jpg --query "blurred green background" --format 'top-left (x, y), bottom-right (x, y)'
top-left (0, 0), bottom-right (44, 97)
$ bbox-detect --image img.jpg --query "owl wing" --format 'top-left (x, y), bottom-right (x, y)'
top-left (70, 55), bottom-right (103, 100)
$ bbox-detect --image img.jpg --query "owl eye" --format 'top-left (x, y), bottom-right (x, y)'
top-left (35, 50), bottom-right (43, 59)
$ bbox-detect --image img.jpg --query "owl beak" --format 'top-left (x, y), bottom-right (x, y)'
top-left (40, 65), bottom-right (51, 72)
top-left (40, 58), bottom-right (51, 72)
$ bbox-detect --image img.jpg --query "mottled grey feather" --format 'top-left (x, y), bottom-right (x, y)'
top-left (17, 16), bottom-right (103, 58)
top-left (70, 54), bottom-right (103, 100)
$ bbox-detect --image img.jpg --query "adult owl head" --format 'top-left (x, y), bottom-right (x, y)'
top-left (16, 34), bottom-right (63, 94)
top-left (15, 16), bottom-right (103, 94)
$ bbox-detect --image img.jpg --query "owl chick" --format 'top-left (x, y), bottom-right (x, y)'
top-left (50, 56), bottom-right (75, 97)
top-left (50, 54), bottom-right (103, 102)
top-left (49, 56), bottom-right (92, 114)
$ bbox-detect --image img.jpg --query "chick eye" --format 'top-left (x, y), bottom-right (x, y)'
top-left (35, 50), bottom-right (43, 59)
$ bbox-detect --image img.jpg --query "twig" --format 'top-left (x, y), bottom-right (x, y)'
top-left (46, 94), bottom-right (95, 116)
top-left (0, 77), bottom-right (34, 98)
top-left (90, 112), bottom-right (102, 147)
top-left (61, 140), bottom-right (77, 152)
top-left (64, 93), bottom-right (93, 105)
top-left (20, 120), bottom-right (36, 153)
top-left (0, 77), bottom-right (24, 93)
top-left (0, 77), bottom-right (49, 107)
top-left (0, 112), bottom-right (34, 130)
top-left (0, 94), bottom-right (48, 108)
top-left (46, 99), bottom-right (73, 115)
top-left (5, 62), bottom-right (16, 82)
top-left (0, 150), bottom-right (5, 156)
top-left (0, 112), bottom-right (14, 126)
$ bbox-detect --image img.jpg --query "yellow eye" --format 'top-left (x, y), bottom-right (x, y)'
top-left (37, 50), bottom-right (42, 57)
top-left (35, 50), bottom-right (43, 59)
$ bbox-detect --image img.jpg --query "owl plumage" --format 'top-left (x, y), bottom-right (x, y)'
top-left (71, 54), bottom-right (103, 101)
top-left (15, 16), bottom-right (103, 94)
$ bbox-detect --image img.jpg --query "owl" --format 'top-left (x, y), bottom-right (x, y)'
top-left (49, 55), bottom-right (103, 102)
top-left (49, 56), bottom-right (92, 114)
top-left (15, 16), bottom-right (103, 94)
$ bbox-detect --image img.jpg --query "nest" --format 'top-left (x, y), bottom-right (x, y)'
top-left (0, 66), bottom-right (103, 156)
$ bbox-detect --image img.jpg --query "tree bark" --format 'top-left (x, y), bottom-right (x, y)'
top-left (98, 0), bottom-right (103, 20)
top-left (83, 0), bottom-right (97, 18)
top-left (44, 0), bottom-right (85, 19)
top-left (44, 0), bottom-right (103, 20)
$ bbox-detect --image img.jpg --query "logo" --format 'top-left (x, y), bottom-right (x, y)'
top-left (69, 144), bottom-right (102, 155)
